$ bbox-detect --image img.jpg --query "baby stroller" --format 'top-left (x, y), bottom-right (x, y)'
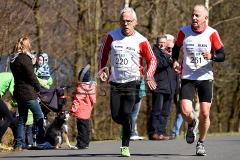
top-left (39, 87), bottom-right (67, 118)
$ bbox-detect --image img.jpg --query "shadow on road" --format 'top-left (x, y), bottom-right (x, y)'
top-left (1, 153), bottom-right (197, 158)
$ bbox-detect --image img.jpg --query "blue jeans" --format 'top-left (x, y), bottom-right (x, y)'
top-left (149, 93), bottom-right (173, 135)
top-left (130, 97), bottom-right (142, 137)
top-left (15, 100), bottom-right (45, 148)
top-left (24, 125), bottom-right (33, 147)
top-left (171, 99), bottom-right (183, 137)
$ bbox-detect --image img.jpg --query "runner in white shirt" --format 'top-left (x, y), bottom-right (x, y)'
top-left (172, 4), bottom-right (225, 156)
top-left (98, 7), bottom-right (156, 157)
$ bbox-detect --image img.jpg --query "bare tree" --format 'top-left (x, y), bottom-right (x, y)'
top-left (124, 0), bottom-right (130, 8)
top-left (20, 0), bottom-right (43, 52)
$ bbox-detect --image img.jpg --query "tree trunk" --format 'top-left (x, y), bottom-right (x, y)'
top-left (20, 0), bottom-right (43, 51)
top-left (205, 0), bottom-right (209, 25)
top-left (148, 0), bottom-right (160, 38)
top-left (73, 0), bottom-right (86, 78)
top-left (93, 0), bottom-right (101, 75)
top-left (228, 75), bottom-right (240, 131)
top-left (124, 0), bottom-right (129, 8)
top-left (33, 0), bottom-right (43, 52)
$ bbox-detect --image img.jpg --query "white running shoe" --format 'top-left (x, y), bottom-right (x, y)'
top-left (130, 135), bottom-right (144, 141)
top-left (196, 141), bottom-right (207, 156)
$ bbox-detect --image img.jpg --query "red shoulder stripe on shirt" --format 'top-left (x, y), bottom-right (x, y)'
top-left (98, 35), bottom-right (113, 71)
top-left (139, 41), bottom-right (157, 78)
top-left (210, 32), bottom-right (223, 51)
top-left (175, 31), bottom-right (185, 47)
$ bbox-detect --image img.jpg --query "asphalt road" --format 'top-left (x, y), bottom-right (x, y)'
top-left (0, 135), bottom-right (239, 160)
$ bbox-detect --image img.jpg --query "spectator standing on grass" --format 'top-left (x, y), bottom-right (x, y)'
top-left (130, 77), bottom-right (145, 141)
top-left (165, 35), bottom-right (184, 140)
top-left (10, 37), bottom-right (45, 151)
top-left (148, 35), bottom-right (176, 140)
top-left (70, 67), bottom-right (96, 149)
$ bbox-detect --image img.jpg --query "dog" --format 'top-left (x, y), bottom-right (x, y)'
top-left (45, 110), bottom-right (77, 149)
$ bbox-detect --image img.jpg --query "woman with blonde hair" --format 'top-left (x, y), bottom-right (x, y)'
top-left (10, 37), bottom-right (45, 150)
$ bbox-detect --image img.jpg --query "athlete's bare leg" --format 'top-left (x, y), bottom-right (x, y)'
top-left (198, 102), bottom-right (211, 141)
top-left (181, 99), bottom-right (194, 123)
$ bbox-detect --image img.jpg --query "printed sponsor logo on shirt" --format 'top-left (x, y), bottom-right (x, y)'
top-left (198, 44), bottom-right (207, 47)
top-left (186, 43), bottom-right (194, 46)
top-left (126, 47), bottom-right (135, 51)
top-left (114, 45), bottom-right (123, 48)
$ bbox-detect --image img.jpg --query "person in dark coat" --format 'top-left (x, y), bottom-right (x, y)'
top-left (148, 35), bottom-right (177, 140)
top-left (10, 37), bottom-right (45, 151)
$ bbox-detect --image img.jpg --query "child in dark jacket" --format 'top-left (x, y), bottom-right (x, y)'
top-left (70, 68), bottom-right (96, 149)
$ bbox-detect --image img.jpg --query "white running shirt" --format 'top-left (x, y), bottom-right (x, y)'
top-left (99, 28), bottom-right (156, 83)
top-left (176, 25), bottom-right (223, 80)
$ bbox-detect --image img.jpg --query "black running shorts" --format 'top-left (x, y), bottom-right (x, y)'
top-left (180, 79), bottom-right (213, 103)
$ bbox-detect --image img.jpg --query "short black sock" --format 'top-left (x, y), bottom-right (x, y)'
top-left (189, 119), bottom-right (195, 127)
top-left (198, 140), bottom-right (204, 143)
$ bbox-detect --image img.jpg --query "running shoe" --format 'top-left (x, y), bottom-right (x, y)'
top-left (0, 143), bottom-right (13, 151)
top-left (13, 146), bottom-right (23, 152)
top-left (130, 135), bottom-right (144, 141)
top-left (120, 146), bottom-right (130, 157)
top-left (196, 141), bottom-right (207, 156)
top-left (186, 118), bottom-right (198, 144)
top-left (159, 134), bottom-right (170, 140)
top-left (76, 146), bottom-right (89, 149)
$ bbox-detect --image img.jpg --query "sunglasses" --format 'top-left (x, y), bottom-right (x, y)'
top-left (120, 19), bottom-right (134, 25)
top-left (167, 47), bottom-right (173, 51)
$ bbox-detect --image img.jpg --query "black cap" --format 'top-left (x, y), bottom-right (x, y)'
top-left (78, 68), bottom-right (90, 82)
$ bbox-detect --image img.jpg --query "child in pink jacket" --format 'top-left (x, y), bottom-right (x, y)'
top-left (70, 68), bottom-right (96, 149)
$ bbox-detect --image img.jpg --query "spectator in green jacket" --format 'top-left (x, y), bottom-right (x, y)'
top-left (0, 72), bottom-right (34, 149)
top-left (0, 72), bottom-right (16, 150)
top-left (0, 69), bottom-right (53, 150)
